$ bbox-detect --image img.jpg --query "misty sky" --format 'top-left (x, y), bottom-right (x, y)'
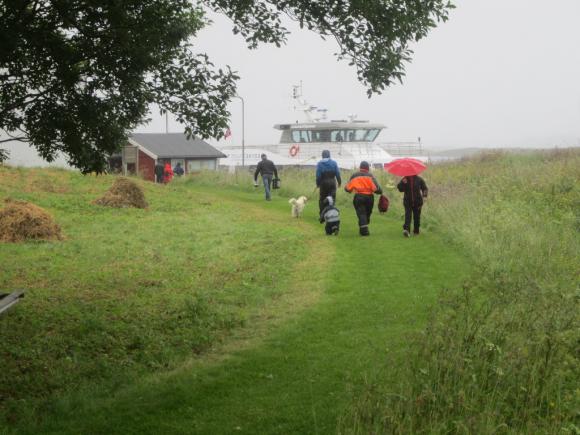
top-left (140, 0), bottom-right (580, 150)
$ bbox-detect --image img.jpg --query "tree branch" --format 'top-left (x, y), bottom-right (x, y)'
top-left (0, 137), bottom-right (28, 144)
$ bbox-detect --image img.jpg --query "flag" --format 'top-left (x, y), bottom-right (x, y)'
top-left (224, 128), bottom-right (232, 139)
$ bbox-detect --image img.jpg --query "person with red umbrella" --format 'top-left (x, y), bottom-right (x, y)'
top-left (386, 158), bottom-right (428, 237)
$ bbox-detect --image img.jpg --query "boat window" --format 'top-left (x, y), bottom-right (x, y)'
top-left (350, 129), bottom-right (380, 142)
top-left (331, 130), bottom-right (345, 142)
top-left (311, 131), bottom-right (321, 142)
top-left (318, 130), bottom-right (331, 142)
top-left (291, 130), bottom-right (311, 143)
top-left (345, 130), bottom-right (356, 142)
top-left (354, 129), bottom-right (368, 141)
top-left (365, 129), bottom-right (380, 142)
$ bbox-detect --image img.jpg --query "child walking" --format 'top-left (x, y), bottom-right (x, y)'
top-left (319, 196), bottom-right (340, 235)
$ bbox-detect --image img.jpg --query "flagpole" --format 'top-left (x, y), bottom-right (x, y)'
top-left (234, 95), bottom-right (245, 167)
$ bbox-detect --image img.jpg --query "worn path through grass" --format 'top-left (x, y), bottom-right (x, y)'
top-left (14, 186), bottom-right (467, 435)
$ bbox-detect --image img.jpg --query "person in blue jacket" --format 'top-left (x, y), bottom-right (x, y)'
top-left (315, 150), bottom-right (341, 214)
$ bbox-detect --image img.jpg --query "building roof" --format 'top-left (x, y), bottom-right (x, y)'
top-left (130, 133), bottom-right (226, 159)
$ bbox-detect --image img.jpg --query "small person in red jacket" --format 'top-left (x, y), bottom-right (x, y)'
top-left (163, 162), bottom-right (174, 184)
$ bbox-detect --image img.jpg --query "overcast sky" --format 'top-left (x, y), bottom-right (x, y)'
top-left (142, 0), bottom-right (580, 150)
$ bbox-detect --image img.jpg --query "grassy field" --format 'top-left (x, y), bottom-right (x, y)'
top-left (0, 149), bottom-right (577, 434)
top-left (0, 164), bottom-right (466, 433)
top-left (343, 149), bottom-right (580, 434)
top-left (0, 169), bottom-right (325, 426)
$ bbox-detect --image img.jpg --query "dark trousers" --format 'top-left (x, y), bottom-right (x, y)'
top-left (319, 179), bottom-right (337, 214)
top-left (353, 194), bottom-right (374, 234)
top-left (404, 205), bottom-right (422, 232)
top-left (325, 221), bottom-right (340, 235)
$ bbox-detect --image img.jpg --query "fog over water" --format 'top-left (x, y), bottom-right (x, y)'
top-left (141, 0), bottom-right (580, 150)
top-left (4, 0), bottom-right (580, 167)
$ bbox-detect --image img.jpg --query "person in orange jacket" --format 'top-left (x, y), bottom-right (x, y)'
top-left (344, 161), bottom-right (382, 236)
top-left (163, 162), bottom-right (174, 184)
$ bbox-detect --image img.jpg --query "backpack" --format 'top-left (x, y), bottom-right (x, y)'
top-left (378, 194), bottom-right (389, 213)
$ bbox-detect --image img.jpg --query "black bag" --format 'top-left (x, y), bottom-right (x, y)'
top-left (272, 178), bottom-right (281, 189)
top-left (377, 194), bottom-right (389, 213)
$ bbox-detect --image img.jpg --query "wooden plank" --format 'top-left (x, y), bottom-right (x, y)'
top-left (0, 290), bottom-right (25, 315)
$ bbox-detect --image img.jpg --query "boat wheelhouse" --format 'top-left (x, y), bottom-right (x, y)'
top-left (218, 118), bottom-right (395, 169)
top-left (217, 84), bottom-right (425, 169)
top-left (270, 120), bottom-right (393, 169)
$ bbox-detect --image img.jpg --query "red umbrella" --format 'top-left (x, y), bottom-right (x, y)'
top-left (384, 158), bottom-right (427, 176)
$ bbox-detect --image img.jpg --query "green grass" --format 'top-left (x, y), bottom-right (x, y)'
top-left (0, 169), bottom-right (318, 424)
top-left (5, 151), bottom-right (572, 434)
top-left (342, 149), bottom-right (580, 434)
top-left (16, 222), bottom-right (463, 435)
top-left (0, 165), bottom-right (466, 433)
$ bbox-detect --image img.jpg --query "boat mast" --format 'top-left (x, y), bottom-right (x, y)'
top-left (292, 82), bottom-right (327, 123)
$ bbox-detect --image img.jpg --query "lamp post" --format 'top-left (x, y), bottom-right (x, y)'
top-left (233, 95), bottom-right (245, 167)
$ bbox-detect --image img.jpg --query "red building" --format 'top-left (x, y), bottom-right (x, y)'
top-left (122, 133), bottom-right (227, 182)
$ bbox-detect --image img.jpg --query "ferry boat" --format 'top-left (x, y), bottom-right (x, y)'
top-left (217, 85), bottom-right (425, 169)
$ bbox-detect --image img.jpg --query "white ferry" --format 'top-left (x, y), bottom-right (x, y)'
top-left (217, 85), bottom-right (426, 169)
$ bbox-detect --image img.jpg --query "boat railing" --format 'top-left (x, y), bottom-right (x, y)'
top-left (376, 141), bottom-right (423, 157)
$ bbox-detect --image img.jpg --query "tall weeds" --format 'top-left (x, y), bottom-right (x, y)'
top-left (341, 149), bottom-right (580, 434)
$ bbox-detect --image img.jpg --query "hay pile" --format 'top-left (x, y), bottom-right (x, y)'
top-left (0, 199), bottom-right (63, 242)
top-left (94, 177), bottom-right (148, 209)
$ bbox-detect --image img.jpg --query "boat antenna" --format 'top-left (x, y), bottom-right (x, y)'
top-left (292, 81), bottom-right (326, 123)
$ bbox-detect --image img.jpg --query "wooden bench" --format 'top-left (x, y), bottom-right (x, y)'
top-left (0, 291), bottom-right (25, 315)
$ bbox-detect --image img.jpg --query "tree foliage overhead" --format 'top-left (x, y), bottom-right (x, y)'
top-left (208, 0), bottom-right (453, 93)
top-left (0, 0), bottom-right (453, 172)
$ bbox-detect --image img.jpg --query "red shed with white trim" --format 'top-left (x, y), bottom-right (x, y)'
top-left (122, 133), bottom-right (227, 182)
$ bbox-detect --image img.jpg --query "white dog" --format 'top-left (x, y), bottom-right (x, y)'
top-left (289, 196), bottom-right (308, 218)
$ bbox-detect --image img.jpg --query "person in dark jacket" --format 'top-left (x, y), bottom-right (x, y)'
top-left (173, 162), bottom-right (184, 176)
top-left (344, 161), bottom-right (382, 236)
top-left (154, 160), bottom-right (164, 183)
top-left (253, 154), bottom-right (278, 201)
top-left (315, 150), bottom-right (341, 214)
top-left (397, 175), bottom-right (428, 237)
top-left (319, 196), bottom-right (340, 235)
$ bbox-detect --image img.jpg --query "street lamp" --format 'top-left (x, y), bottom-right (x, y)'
top-left (233, 95), bottom-right (245, 167)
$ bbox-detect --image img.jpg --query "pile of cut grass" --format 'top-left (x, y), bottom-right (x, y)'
top-left (93, 177), bottom-right (148, 208)
top-left (0, 198), bottom-right (62, 242)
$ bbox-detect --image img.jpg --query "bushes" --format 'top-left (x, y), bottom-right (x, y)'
top-left (342, 149), bottom-right (580, 433)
